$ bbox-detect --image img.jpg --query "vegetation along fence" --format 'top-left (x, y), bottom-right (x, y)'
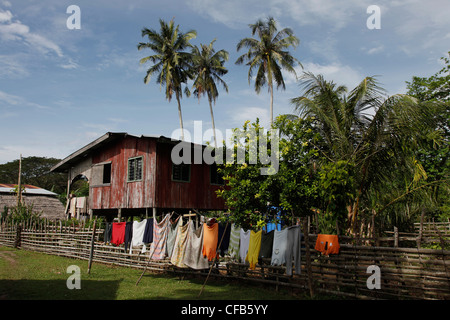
top-left (1, 218), bottom-right (449, 300)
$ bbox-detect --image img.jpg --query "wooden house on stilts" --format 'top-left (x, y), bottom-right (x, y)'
top-left (50, 132), bottom-right (227, 221)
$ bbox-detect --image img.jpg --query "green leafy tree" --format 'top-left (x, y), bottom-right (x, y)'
top-left (291, 72), bottom-right (443, 233)
top-left (0, 156), bottom-right (66, 194)
top-left (236, 16), bottom-right (301, 125)
top-left (138, 18), bottom-right (197, 140)
top-left (190, 39), bottom-right (229, 148)
top-left (406, 51), bottom-right (449, 102)
top-left (404, 52), bottom-right (450, 222)
top-left (216, 119), bottom-right (276, 230)
top-left (217, 116), bottom-right (324, 230)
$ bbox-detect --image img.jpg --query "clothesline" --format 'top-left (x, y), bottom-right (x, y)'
top-left (103, 215), bottom-right (341, 275)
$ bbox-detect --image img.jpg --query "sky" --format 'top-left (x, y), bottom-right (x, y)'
top-left (0, 0), bottom-right (449, 164)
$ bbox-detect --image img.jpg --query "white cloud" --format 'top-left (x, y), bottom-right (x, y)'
top-left (190, 0), bottom-right (366, 29)
top-left (367, 45), bottom-right (384, 55)
top-left (0, 90), bottom-right (50, 110)
top-left (228, 106), bottom-right (271, 129)
top-left (0, 8), bottom-right (64, 57)
top-left (300, 62), bottom-right (364, 91)
top-left (0, 54), bottom-right (29, 78)
top-left (59, 58), bottom-right (79, 69)
top-left (0, 7), bottom-right (11, 22)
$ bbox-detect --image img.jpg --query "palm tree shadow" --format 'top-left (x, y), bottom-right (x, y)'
top-left (0, 278), bottom-right (123, 300)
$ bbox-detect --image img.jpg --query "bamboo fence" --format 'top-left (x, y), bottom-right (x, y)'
top-left (0, 218), bottom-right (449, 300)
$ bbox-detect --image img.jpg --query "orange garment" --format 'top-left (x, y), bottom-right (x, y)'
top-left (315, 234), bottom-right (340, 255)
top-left (202, 222), bottom-right (219, 261)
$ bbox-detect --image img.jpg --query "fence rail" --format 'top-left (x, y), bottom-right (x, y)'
top-left (1, 219), bottom-right (449, 300)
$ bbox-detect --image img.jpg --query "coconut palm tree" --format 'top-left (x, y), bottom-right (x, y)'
top-left (190, 39), bottom-right (229, 148)
top-left (291, 72), bottom-right (441, 233)
top-left (236, 16), bottom-right (301, 126)
top-left (138, 18), bottom-right (197, 141)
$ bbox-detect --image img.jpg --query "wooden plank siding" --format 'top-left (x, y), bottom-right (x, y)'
top-left (90, 136), bottom-right (157, 210)
top-left (154, 142), bottom-right (225, 210)
top-left (88, 135), bottom-right (225, 212)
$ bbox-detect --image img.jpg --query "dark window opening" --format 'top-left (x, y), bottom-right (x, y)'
top-left (172, 163), bottom-right (190, 182)
top-left (210, 163), bottom-right (224, 185)
top-left (102, 162), bottom-right (111, 184)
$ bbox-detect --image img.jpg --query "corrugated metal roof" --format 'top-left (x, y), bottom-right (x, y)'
top-left (0, 183), bottom-right (58, 196)
top-left (50, 132), bottom-right (208, 173)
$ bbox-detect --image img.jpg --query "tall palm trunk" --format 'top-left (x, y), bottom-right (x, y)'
top-left (208, 97), bottom-right (218, 148)
top-left (176, 94), bottom-right (184, 141)
top-left (269, 81), bottom-right (274, 126)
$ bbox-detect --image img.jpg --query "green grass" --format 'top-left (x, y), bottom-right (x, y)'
top-left (0, 246), bottom-right (304, 300)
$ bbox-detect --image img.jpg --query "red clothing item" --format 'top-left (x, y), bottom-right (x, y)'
top-left (202, 223), bottom-right (219, 261)
top-left (111, 222), bottom-right (126, 246)
top-left (315, 234), bottom-right (340, 255)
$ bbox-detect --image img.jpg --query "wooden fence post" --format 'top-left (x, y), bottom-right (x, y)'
top-left (417, 209), bottom-right (425, 248)
top-left (302, 219), bottom-right (315, 298)
top-left (87, 218), bottom-right (97, 274)
top-left (14, 223), bottom-right (22, 248)
top-left (394, 226), bottom-right (398, 247)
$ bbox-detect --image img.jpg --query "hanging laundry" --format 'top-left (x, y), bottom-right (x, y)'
top-left (183, 223), bottom-right (209, 270)
top-left (104, 222), bottom-right (112, 243)
top-left (202, 222), bottom-right (219, 261)
top-left (259, 230), bottom-right (274, 260)
top-left (246, 230), bottom-right (262, 270)
top-left (217, 222), bottom-right (231, 256)
top-left (315, 234), bottom-right (340, 255)
top-left (76, 197), bottom-right (87, 214)
top-left (124, 221), bottom-right (133, 252)
top-left (166, 216), bottom-right (181, 258)
top-left (285, 225), bottom-right (302, 276)
top-left (69, 197), bottom-right (77, 218)
top-left (129, 219), bottom-right (148, 254)
top-left (111, 222), bottom-right (126, 246)
top-left (227, 223), bottom-right (240, 260)
top-left (239, 228), bottom-right (251, 263)
top-left (170, 219), bottom-right (190, 268)
top-left (271, 228), bottom-right (288, 266)
top-left (142, 218), bottom-right (154, 244)
top-left (149, 214), bottom-right (171, 260)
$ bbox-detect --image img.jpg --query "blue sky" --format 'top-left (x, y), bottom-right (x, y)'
top-left (0, 0), bottom-right (449, 164)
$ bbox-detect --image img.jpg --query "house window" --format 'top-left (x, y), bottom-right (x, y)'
top-left (128, 156), bottom-right (143, 182)
top-left (172, 163), bottom-right (190, 182)
top-left (210, 163), bottom-right (224, 185)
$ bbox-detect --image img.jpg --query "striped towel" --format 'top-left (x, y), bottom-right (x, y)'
top-left (166, 216), bottom-right (181, 258)
top-left (149, 213), bottom-right (171, 260)
top-left (227, 223), bottom-right (240, 260)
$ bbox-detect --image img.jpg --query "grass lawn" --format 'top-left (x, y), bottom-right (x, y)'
top-left (0, 246), bottom-right (304, 300)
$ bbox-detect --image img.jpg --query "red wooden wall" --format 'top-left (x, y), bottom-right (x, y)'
top-left (89, 136), bottom-right (226, 211)
top-left (90, 136), bottom-right (157, 210)
top-left (154, 142), bottom-right (225, 210)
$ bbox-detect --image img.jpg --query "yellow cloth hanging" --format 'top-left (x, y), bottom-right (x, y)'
top-left (246, 230), bottom-right (262, 270)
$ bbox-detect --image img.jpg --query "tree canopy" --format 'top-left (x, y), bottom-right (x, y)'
top-left (0, 156), bottom-right (66, 195)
